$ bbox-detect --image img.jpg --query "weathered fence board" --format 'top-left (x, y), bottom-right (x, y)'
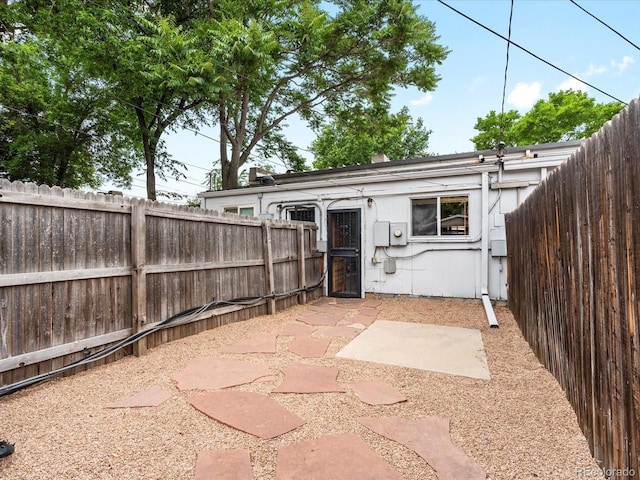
top-left (506, 97), bottom-right (640, 477)
top-left (0, 181), bottom-right (322, 389)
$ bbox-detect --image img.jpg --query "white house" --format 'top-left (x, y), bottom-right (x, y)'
top-left (199, 140), bottom-right (582, 322)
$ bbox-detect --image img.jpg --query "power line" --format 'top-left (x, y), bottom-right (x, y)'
top-left (498, 0), bottom-right (514, 148)
top-left (569, 0), bottom-right (640, 52)
top-left (435, 0), bottom-right (627, 105)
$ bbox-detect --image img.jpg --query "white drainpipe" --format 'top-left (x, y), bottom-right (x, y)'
top-left (481, 172), bottom-right (499, 328)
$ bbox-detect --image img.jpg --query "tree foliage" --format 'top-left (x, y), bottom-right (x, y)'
top-left (0, 6), bottom-right (137, 188)
top-left (2, 0), bottom-right (222, 199)
top-left (311, 106), bottom-right (431, 169)
top-left (206, 0), bottom-right (448, 188)
top-left (471, 90), bottom-right (625, 150)
top-left (1, 0), bottom-right (448, 195)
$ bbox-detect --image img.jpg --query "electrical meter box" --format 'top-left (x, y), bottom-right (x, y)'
top-left (373, 221), bottom-right (390, 247)
top-left (389, 222), bottom-right (408, 246)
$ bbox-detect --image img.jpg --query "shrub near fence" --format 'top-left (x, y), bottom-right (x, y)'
top-left (506, 98), bottom-right (640, 476)
top-left (0, 181), bottom-right (323, 389)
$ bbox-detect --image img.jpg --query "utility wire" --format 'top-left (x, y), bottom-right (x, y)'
top-left (436, 0), bottom-right (627, 105)
top-left (498, 0), bottom-right (514, 149)
top-left (569, 0), bottom-right (640, 52)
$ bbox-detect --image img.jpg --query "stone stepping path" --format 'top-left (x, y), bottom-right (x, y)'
top-left (189, 391), bottom-right (306, 439)
top-left (318, 325), bottom-right (361, 339)
top-left (172, 357), bottom-right (272, 391)
top-left (108, 299), bottom-right (488, 479)
top-left (287, 336), bottom-right (331, 358)
top-left (297, 312), bottom-right (343, 326)
top-left (276, 433), bottom-right (403, 480)
top-left (281, 322), bottom-right (317, 336)
top-left (358, 416), bottom-right (486, 480)
top-left (272, 363), bottom-right (345, 393)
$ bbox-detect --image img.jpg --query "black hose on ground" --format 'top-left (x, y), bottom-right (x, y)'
top-left (0, 275), bottom-right (325, 398)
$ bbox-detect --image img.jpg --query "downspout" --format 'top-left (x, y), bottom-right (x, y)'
top-left (481, 171), bottom-right (499, 328)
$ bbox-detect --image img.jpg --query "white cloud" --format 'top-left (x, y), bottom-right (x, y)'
top-left (611, 55), bottom-right (635, 73)
top-left (410, 93), bottom-right (433, 106)
top-left (583, 63), bottom-right (607, 77)
top-left (507, 82), bottom-right (542, 110)
top-left (468, 76), bottom-right (484, 93)
top-left (557, 76), bottom-right (588, 93)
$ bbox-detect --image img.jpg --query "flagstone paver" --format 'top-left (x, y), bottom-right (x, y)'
top-left (281, 322), bottom-right (317, 336)
top-left (287, 336), bottom-right (331, 358)
top-left (189, 391), bottom-right (306, 439)
top-left (358, 416), bottom-right (486, 480)
top-left (272, 362), bottom-right (345, 393)
top-left (276, 433), bottom-right (403, 480)
top-left (172, 357), bottom-right (272, 391)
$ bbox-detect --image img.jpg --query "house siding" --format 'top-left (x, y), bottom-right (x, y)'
top-left (199, 141), bottom-right (582, 301)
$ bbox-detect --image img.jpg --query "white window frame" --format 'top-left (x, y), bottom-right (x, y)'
top-left (411, 195), bottom-right (470, 238)
top-left (223, 205), bottom-right (255, 217)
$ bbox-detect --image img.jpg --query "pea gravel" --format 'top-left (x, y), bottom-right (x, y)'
top-left (0, 297), bottom-right (604, 480)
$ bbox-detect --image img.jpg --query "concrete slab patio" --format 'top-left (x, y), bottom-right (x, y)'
top-left (336, 320), bottom-right (491, 380)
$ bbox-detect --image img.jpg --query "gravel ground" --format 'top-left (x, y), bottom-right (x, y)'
top-left (0, 297), bottom-right (604, 480)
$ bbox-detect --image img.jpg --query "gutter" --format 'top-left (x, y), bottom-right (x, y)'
top-left (481, 172), bottom-right (499, 328)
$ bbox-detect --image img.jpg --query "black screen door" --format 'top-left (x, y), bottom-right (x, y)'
top-left (327, 209), bottom-right (361, 297)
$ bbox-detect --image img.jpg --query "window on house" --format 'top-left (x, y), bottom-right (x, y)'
top-left (412, 196), bottom-right (469, 236)
top-left (223, 205), bottom-right (255, 216)
top-left (288, 206), bottom-right (316, 223)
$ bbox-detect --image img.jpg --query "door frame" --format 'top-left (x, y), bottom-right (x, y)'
top-left (327, 208), bottom-right (362, 298)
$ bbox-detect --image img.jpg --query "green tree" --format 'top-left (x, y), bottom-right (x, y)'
top-left (207, 0), bottom-right (448, 189)
top-left (7, 0), bottom-right (222, 200)
top-left (0, 28), bottom-right (137, 188)
top-left (471, 90), bottom-right (625, 150)
top-left (311, 106), bottom-right (431, 168)
top-left (469, 110), bottom-right (520, 151)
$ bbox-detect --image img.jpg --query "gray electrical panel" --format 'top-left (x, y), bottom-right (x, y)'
top-left (491, 240), bottom-right (507, 257)
top-left (389, 222), bottom-right (408, 246)
top-left (373, 221), bottom-right (390, 247)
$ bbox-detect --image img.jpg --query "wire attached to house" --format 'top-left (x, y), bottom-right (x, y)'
top-left (498, 0), bottom-right (515, 150)
top-left (0, 274), bottom-right (325, 398)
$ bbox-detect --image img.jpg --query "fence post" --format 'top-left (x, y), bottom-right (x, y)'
top-left (297, 224), bottom-right (307, 304)
top-left (261, 221), bottom-right (276, 314)
top-left (131, 204), bottom-right (147, 355)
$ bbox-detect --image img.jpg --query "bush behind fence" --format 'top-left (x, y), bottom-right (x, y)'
top-left (506, 97), bottom-right (640, 476)
top-left (0, 182), bottom-right (323, 388)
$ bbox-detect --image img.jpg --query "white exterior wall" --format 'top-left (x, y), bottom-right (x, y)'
top-left (199, 143), bottom-right (579, 300)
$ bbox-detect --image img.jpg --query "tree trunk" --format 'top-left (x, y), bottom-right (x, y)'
top-left (221, 158), bottom-right (239, 190)
top-left (135, 105), bottom-right (157, 200)
top-left (144, 140), bottom-right (157, 201)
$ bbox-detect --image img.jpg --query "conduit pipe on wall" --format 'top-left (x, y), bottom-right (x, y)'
top-left (481, 172), bottom-right (499, 328)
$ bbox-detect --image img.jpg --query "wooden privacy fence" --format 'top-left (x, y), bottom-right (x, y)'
top-left (0, 180), bottom-right (323, 389)
top-left (506, 97), bottom-right (640, 477)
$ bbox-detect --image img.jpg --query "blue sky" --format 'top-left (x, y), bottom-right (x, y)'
top-left (108, 0), bottom-right (640, 200)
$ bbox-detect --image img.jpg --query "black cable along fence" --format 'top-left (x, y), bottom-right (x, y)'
top-left (506, 97), bottom-right (640, 478)
top-left (0, 182), bottom-right (324, 393)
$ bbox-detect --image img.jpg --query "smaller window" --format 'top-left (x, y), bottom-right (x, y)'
top-left (224, 205), bottom-right (255, 217)
top-left (289, 206), bottom-right (316, 223)
top-left (412, 196), bottom-right (469, 237)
